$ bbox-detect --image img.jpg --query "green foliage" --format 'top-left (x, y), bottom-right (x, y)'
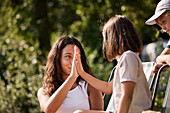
top-left (0, 1), bottom-right (44, 112)
top-left (0, 35), bottom-right (44, 112)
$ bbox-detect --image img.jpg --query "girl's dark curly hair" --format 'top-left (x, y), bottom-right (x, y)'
top-left (42, 36), bottom-right (93, 97)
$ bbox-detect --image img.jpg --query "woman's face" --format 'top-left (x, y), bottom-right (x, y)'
top-left (60, 44), bottom-right (80, 79)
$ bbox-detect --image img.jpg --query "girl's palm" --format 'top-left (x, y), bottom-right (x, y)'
top-left (75, 50), bottom-right (84, 76)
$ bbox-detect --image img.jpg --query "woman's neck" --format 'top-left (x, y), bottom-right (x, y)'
top-left (71, 82), bottom-right (78, 90)
top-left (61, 73), bottom-right (78, 90)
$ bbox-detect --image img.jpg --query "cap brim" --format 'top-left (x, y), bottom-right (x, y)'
top-left (145, 10), bottom-right (166, 25)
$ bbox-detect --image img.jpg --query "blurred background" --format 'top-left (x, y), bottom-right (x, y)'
top-left (0, 0), bottom-right (169, 112)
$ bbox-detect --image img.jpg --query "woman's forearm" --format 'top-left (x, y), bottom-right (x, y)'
top-left (45, 76), bottom-right (77, 113)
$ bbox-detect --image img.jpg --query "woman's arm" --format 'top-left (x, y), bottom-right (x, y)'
top-left (37, 75), bottom-right (78, 113)
top-left (117, 81), bottom-right (135, 113)
top-left (76, 52), bottom-right (113, 95)
top-left (87, 84), bottom-right (104, 110)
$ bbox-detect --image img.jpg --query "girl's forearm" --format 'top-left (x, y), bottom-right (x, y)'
top-left (76, 53), bottom-right (112, 94)
top-left (81, 71), bottom-right (112, 95)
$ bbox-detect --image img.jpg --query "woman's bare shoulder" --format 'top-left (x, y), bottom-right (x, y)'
top-left (37, 87), bottom-right (48, 99)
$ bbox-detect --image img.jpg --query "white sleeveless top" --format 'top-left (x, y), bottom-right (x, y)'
top-left (56, 80), bottom-right (90, 113)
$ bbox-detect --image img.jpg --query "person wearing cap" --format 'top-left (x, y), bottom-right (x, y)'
top-left (142, 0), bottom-right (170, 113)
top-left (145, 0), bottom-right (170, 73)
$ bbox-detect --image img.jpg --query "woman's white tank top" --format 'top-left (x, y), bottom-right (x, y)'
top-left (56, 80), bottom-right (90, 113)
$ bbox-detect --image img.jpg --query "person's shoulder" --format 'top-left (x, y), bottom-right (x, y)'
top-left (37, 87), bottom-right (50, 101)
top-left (118, 50), bottom-right (140, 66)
top-left (121, 50), bottom-right (138, 60)
top-left (37, 87), bottom-right (45, 98)
top-left (123, 50), bottom-right (137, 56)
top-left (38, 87), bottom-right (44, 93)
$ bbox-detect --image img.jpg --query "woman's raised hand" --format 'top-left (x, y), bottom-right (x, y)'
top-left (70, 46), bottom-right (79, 78)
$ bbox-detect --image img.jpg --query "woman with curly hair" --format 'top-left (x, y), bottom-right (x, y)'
top-left (37, 36), bottom-right (103, 113)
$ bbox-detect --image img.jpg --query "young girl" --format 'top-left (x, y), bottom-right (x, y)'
top-left (37, 36), bottom-right (103, 113)
top-left (74, 15), bottom-right (151, 113)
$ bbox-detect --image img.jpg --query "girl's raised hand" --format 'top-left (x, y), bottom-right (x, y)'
top-left (75, 47), bottom-right (85, 76)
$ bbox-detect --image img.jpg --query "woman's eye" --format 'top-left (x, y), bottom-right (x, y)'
top-left (65, 55), bottom-right (71, 58)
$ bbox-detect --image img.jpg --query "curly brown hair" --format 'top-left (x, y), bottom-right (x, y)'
top-left (102, 15), bottom-right (143, 61)
top-left (42, 36), bottom-right (93, 97)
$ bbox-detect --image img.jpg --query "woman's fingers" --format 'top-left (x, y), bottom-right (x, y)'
top-left (70, 46), bottom-right (78, 78)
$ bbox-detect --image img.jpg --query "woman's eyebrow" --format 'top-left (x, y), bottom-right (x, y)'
top-left (64, 53), bottom-right (72, 55)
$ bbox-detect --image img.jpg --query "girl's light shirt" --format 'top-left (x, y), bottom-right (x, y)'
top-left (113, 50), bottom-right (151, 113)
top-left (56, 80), bottom-right (90, 113)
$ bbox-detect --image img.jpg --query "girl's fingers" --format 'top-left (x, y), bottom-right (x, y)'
top-left (73, 45), bottom-right (84, 76)
top-left (76, 51), bottom-right (81, 63)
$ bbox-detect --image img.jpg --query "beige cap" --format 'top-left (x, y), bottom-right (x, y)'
top-left (145, 0), bottom-right (170, 25)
